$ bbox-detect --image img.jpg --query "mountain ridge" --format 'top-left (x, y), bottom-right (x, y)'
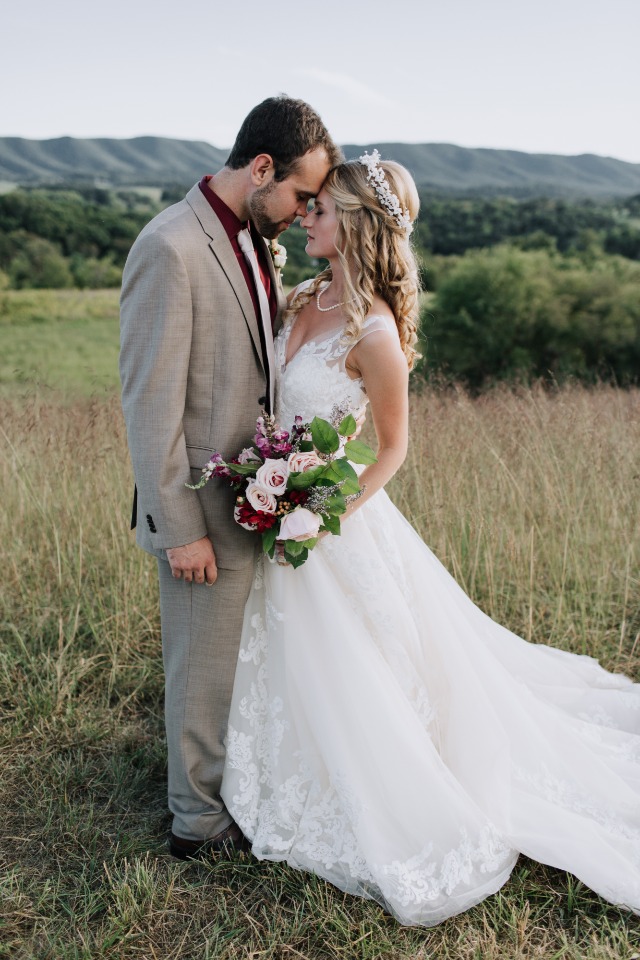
top-left (1, 136), bottom-right (639, 198)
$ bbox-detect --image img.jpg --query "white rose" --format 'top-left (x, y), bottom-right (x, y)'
top-left (271, 241), bottom-right (287, 269)
top-left (288, 450), bottom-right (323, 473)
top-left (245, 480), bottom-right (277, 514)
top-left (255, 458), bottom-right (289, 495)
top-left (278, 508), bottom-right (321, 542)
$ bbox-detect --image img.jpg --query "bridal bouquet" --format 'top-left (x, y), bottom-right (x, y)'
top-left (186, 409), bottom-right (376, 568)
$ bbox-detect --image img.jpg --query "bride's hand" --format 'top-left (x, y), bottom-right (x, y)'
top-left (348, 407), bottom-right (366, 440)
top-left (274, 530), bottom-right (330, 566)
top-left (274, 541), bottom-right (290, 566)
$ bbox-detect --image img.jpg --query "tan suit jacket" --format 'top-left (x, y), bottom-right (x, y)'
top-left (120, 182), bottom-right (286, 568)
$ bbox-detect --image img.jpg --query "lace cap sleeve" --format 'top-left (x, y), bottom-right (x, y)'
top-left (339, 313), bottom-right (399, 377)
top-left (283, 278), bottom-right (315, 332)
top-left (356, 314), bottom-right (398, 343)
top-left (290, 277), bottom-right (315, 299)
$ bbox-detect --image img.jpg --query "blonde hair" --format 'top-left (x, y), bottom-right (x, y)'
top-left (287, 159), bottom-right (421, 368)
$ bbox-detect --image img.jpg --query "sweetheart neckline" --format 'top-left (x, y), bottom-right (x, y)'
top-left (281, 312), bottom-right (395, 371)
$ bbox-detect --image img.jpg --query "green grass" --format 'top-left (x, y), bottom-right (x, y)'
top-left (0, 288), bottom-right (120, 396)
top-left (0, 288), bottom-right (432, 401)
top-left (1, 290), bottom-right (639, 958)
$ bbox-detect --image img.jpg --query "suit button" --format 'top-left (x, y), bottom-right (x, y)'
top-left (258, 395), bottom-right (266, 406)
top-left (146, 513), bottom-right (157, 533)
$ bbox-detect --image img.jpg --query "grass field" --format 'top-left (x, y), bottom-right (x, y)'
top-left (0, 289), bottom-right (121, 396)
top-left (1, 291), bottom-right (639, 958)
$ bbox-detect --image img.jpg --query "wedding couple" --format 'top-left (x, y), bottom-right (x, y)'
top-left (120, 96), bottom-right (640, 926)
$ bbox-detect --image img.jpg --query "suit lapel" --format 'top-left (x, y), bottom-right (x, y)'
top-left (185, 184), bottom-right (265, 373)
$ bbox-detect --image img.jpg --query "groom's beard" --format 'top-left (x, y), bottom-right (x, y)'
top-left (249, 181), bottom-right (287, 239)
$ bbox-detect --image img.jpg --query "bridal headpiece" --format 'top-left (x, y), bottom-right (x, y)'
top-left (358, 149), bottom-right (412, 233)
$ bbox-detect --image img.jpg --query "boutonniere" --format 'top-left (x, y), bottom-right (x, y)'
top-left (269, 238), bottom-right (287, 271)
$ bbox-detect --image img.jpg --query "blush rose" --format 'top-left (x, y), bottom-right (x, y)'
top-left (255, 458), bottom-right (289, 495)
top-left (288, 450), bottom-right (323, 473)
top-left (278, 507), bottom-right (321, 542)
top-left (245, 480), bottom-right (277, 514)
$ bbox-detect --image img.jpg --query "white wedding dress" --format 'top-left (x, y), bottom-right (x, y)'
top-left (220, 301), bottom-right (640, 927)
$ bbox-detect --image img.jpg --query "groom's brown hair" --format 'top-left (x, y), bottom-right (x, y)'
top-left (225, 95), bottom-right (341, 181)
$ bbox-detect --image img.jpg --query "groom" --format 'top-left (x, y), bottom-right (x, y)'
top-left (120, 96), bottom-right (340, 858)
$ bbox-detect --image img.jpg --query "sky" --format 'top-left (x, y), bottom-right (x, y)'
top-left (3, 0), bottom-right (639, 162)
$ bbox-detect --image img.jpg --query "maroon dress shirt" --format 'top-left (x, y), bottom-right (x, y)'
top-left (198, 175), bottom-right (277, 329)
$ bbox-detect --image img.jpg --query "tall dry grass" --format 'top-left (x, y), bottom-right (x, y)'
top-left (391, 383), bottom-right (640, 672)
top-left (1, 384), bottom-right (639, 959)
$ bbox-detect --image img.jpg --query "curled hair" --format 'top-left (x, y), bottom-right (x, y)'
top-left (226, 95), bottom-right (341, 181)
top-left (288, 159), bottom-right (421, 368)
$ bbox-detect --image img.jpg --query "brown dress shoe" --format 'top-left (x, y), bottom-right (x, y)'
top-left (168, 822), bottom-right (252, 860)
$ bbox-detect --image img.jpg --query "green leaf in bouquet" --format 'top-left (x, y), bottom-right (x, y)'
top-left (344, 439), bottom-right (378, 464)
top-left (310, 417), bottom-right (340, 455)
top-left (339, 475), bottom-right (361, 496)
top-left (227, 462), bottom-right (261, 476)
top-left (285, 547), bottom-right (308, 569)
top-left (262, 526), bottom-right (278, 557)
top-left (320, 514), bottom-right (341, 536)
top-left (321, 459), bottom-right (360, 494)
top-left (284, 539), bottom-right (306, 557)
top-left (337, 413), bottom-right (357, 436)
top-left (323, 490), bottom-right (346, 514)
top-left (283, 539), bottom-right (311, 568)
top-left (329, 458), bottom-right (359, 482)
top-left (298, 439), bottom-right (314, 452)
top-left (288, 464), bottom-right (326, 490)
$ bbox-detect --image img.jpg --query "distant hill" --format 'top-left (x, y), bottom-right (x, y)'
top-left (0, 136), bottom-right (228, 189)
top-left (342, 143), bottom-right (640, 199)
top-left (1, 136), bottom-right (640, 198)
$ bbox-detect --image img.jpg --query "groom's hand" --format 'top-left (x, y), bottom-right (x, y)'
top-left (166, 536), bottom-right (218, 585)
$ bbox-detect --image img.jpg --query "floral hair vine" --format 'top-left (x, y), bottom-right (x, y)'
top-left (358, 149), bottom-right (412, 233)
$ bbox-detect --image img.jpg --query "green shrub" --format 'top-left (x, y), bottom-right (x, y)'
top-left (9, 237), bottom-right (74, 289)
top-left (423, 246), bottom-right (640, 386)
top-left (70, 254), bottom-right (122, 289)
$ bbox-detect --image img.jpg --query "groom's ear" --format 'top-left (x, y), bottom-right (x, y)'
top-left (249, 154), bottom-right (275, 187)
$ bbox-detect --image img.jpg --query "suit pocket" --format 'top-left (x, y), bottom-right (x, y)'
top-left (186, 444), bottom-right (216, 469)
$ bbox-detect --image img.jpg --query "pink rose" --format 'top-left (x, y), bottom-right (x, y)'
top-left (255, 458), bottom-right (289, 495)
top-left (278, 508), bottom-right (321, 542)
top-left (237, 447), bottom-right (261, 465)
top-left (288, 450), bottom-right (323, 473)
top-left (245, 480), bottom-right (277, 514)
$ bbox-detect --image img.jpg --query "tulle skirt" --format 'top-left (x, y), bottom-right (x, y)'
top-left (220, 488), bottom-right (640, 926)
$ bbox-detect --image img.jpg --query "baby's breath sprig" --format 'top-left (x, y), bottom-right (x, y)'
top-left (306, 483), bottom-right (343, 514)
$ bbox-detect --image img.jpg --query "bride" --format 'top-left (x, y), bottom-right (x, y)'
top-left (219, 151), bottom-right (640, 927)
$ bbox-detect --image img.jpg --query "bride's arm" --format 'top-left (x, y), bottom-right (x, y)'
top-left (341, 328), bottom-right (409, 520)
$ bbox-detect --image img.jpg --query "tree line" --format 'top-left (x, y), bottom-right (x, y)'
top-left (1, 185), bottom-right (639, 386)
top-left (0, 187), bottom-right (157, 290)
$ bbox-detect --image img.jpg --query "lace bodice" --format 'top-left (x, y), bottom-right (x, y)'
top-left (274, 282), bottom-right (397, 428)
